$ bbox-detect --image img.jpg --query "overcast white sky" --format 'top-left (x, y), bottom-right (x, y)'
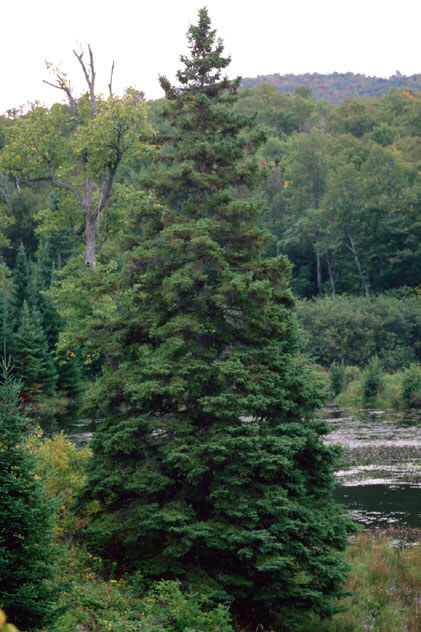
top-left (1, 0), bottom-right (420, 113)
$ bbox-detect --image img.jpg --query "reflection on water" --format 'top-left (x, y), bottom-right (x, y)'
top-left (324, 406), bottom-right (421, 527)
top-left (44, 417), bottom-right (100, 444)
top-left (334, 483), bottom-right (421, 528)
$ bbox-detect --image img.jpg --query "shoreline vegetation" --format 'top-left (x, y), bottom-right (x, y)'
top-left (16, 431), bottom-right (421, 632)
top-left (325, 362), bottom-right (421, 410)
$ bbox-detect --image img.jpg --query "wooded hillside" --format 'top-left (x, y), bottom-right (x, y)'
top-left (241, 72), bottom-right (421, 103)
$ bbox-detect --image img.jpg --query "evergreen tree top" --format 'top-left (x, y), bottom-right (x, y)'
top-left (159, 7), bottom-right (241, 107)
top-left (149, 7), bottom-right (264, 217)
top-left (171, 7), bottom-right (234, 93)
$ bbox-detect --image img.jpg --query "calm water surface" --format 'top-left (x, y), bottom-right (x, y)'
top-left (323, 407), bottom-right (421, 527)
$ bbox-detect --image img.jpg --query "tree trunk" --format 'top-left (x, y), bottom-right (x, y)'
top-left (82, 179), bottom-right (96, 269)
top-left (347, 231), bottom-right (369, 297)
top-left (315, 226), bottom-right (323, 294)
top-left (316, 252), bottom-right (322, 294)
top-left (85, 212), bottom-right (96, 269)
top-left (326, 250), bottom-right (336, 297)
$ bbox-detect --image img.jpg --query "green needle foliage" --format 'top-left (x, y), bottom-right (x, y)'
top-left (14, 301), bottom-right (57, 399)
top-left (79, 8), bottom-right (353, 629)
top-left (12, 244), bottom-right (36, 312)
top-left (0, 293), bottom-right (15, 359)
top-left (0, 364), bottom-right (58, 630)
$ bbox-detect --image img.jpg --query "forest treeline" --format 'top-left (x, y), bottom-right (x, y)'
top-left (232, 83), bottom-right (421, 298)
top-left (241, 71), bottom-right (421, 103)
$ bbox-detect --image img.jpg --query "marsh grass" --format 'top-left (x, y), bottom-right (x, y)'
top-left (298, 531), bottom-right (421, 632)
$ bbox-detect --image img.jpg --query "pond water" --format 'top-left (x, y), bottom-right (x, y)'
top-left (43, 416), bottom-right (99, 444)
top-left (323, 407), bottom-right (421, 528)
top-left (65, 417), bottom-right (99, 444)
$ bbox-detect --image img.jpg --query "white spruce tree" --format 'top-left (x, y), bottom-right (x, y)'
top-left (78, 9), bottom-right (353, 629)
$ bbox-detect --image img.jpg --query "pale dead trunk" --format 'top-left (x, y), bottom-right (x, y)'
top-left (85, 213), bottom-right (96, 270)
top-left (347, 231), bottom-right (369, 297)
top-left (316, 251), bottom-right (322, 294)
top-left (326, 250), bottom-right (336, 297)
top-left (85, 213), bottom-right (97, 269)
top-left (83, 179), bottom-right (96, 269)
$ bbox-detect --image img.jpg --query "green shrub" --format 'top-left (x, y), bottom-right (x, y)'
top-left (140, 581), bottom-right (235, 632)
top-left (363, 357), bottom-right (384, 401)
top-left (336, 378), bottom-right (364, 407)
top-left (380, 373), bottom-right (404, 409)
top-left (343, 365), bottom-right (361, 387)
top-left (53, 547), bottom-right (235, 632)
top-left (26, 431), bottom-right (92, 536)
top-left (329, 362), bottom-right (346, 396)
top-left (402, 364), bottom-right (421, 408)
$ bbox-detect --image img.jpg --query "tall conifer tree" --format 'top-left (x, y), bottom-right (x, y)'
top-left (79, 9), bottom-right (353, 628)
top-left (0, 365), bottom-right (58, 629)
top-left (13, 243), bottom-right (36, 312)
top-left (14, 302), bottom-right (57, 399)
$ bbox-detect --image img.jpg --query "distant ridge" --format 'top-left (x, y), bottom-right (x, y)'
top-left (240, 72), bottom-right (421, 103)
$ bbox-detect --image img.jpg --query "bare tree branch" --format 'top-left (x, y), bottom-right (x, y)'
top-left (43, 76), bottom-right (77, 117)
top-left (0, 186), bottom-right (11, 206)
top-left (73, 45), bottom-right (97, 117)
top-left (73, 223), bottom-right (86, 236)
top-left (92, 127), bottom-right (124, 220)
top-left (46, 161), bottom-right (83, 204)
top-left (108, 61), bottom-right (115, 97)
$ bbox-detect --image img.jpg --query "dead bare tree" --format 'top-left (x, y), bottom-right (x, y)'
top-left (38, 47), bottom-right (144, 268)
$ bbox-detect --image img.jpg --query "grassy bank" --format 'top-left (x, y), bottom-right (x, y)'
top-left (301, 531), bottom-right (421, 632)
top-left (327, 362), bottom-right (421, 410)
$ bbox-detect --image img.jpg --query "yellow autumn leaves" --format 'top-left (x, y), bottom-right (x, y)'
top-left (0, 610), bottom-right (18, 632)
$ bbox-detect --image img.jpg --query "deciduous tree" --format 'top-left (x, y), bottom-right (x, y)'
top-left (1, 48), bottom-right (152, 268)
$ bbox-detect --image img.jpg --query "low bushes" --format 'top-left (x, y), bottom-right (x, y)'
top-left (402, 364), bottom-right (421, 408)
top-left (362, 357), bottom-right (384, 401)
top-left (48, 545), bottom-right (236, 632)
top-left (328, 362), bottom-right (421, 409)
